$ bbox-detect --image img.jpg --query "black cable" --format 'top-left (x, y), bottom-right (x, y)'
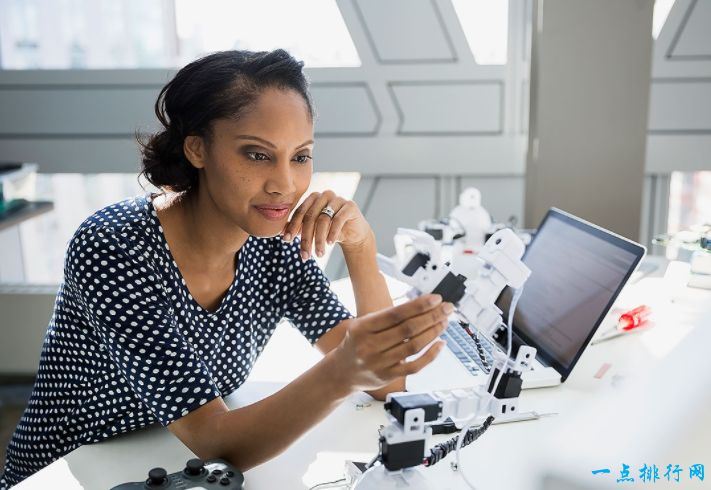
top-left (308, 477), bottom-right (347, 489)
top-left (365, 452), bottom-right (380, 469)
top-left (423, 416), bottom-right (495, 467)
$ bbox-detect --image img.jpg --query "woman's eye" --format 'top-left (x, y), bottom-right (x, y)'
top-left (246, 151), bottom-right (270, 161)
top-left (294, 155), bottom-right (313, 164)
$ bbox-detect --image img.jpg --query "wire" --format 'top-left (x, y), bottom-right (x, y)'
top-left (308, 477), bottom-right (348, 489)
top-left (454, 286), bottom-right (524, 489)
top-left (423, 416), bottom-right (495, 466)
top-left (365, 452), bottom-right (380, 469)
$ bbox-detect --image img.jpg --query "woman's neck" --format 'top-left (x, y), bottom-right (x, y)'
top-left (154, 188), bottom-right (249, 273)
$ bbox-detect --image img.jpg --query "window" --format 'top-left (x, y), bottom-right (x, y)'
top-left (174, 0), bottom-right (360, 68)
top-left (667, 171), bottom-right (711, 234)
top-left (17, 172), bottom-right (360, 284)
top-left (451, 0), bottom-right (509, 65)
top-left (653, 0), bottom-right (676, 40)
top-left (0, 0), bottom-right (175, 69)
top-left (0, 0), bottom-right (360, 69)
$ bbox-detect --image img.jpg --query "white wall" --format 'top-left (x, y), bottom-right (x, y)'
top-left (525, 0), bottom-right (653, 240)
top-left (0, 0), bottom-right (533, 280)
top-left (0, 0), bottom-right (709, 274)
top-left (642, 0), bottom-right (711, 252)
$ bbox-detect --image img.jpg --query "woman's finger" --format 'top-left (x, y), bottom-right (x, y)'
top-left (390, 340), bottom-right (446, 378)
top-left (357, 294), bottom-right (442, 334)
top-left (374, 302), bottom-right (452, 352)
top-left (283, 192), bottom-right (320, 241)
top-left (377, 318), bottom-right (448, 367)
top-left (313, 197), bottom-right (345, 257)
top-left (300, 191), bottom-right (335, 260)
top-left (325, 200), bottom-right (353, 245)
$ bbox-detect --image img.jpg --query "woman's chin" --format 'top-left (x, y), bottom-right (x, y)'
top-left (246, 221), bottom-right (287, 239)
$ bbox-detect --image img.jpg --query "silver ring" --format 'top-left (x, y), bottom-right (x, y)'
top-left (320, 205), bottom-right (336, 219)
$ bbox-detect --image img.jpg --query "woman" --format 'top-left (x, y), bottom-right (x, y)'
top-left (0, 49), bottom-right (452, 488)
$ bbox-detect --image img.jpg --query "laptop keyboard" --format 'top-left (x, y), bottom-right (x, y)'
top-left (441, 321), bottom-right (496, 375)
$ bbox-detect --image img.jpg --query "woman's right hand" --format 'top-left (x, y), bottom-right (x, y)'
top-left (330, 294), bottom-right (453, 392)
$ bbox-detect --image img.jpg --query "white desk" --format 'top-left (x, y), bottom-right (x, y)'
top-left (13, 257), bottom-right (711, 489)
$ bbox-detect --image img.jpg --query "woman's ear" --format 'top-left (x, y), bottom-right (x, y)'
top-left (183, 135), bottom-right (207, 169)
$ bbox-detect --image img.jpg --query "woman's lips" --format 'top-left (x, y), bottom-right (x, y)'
top-left (254, 206), bottom-right (290, 220)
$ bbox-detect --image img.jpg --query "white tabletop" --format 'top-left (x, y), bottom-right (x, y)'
top-left (13, 257), bottom-right (711, 490)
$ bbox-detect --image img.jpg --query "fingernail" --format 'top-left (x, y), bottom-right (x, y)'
top-left (443, 303), bottom-right (454, 314)
top-left (283, 233), bottom-right (291, 241)
top-left (301, 250), bottom-right (309, 261)
top-left (429, 294), bottom-right (442, 306)
top-left (327, 239), bottom-right (334, 245)
top-left (317, 249), bottom-right (324, 257)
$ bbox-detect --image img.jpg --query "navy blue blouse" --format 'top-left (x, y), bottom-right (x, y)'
top-left (0, 193), bottom-right (353, 488)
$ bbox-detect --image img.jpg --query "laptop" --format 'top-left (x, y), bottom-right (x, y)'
top-left (407, 207), bottom-right (646, 392)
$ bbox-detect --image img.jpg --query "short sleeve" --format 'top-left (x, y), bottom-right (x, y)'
top-left (281, 238), bottom-right (354, 344)
top-left (64, 226), bottom-right (221, 426)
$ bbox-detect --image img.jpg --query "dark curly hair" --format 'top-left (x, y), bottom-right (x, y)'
top-left (138, 49), bottom-right (314, 194)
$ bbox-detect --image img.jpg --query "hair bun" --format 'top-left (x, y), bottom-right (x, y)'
top-left (138, 49), bottom-right (312, 194)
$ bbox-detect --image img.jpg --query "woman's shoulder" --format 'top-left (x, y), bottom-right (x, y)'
top-left (75, 194), bottom-right (150, 234)
top-left (63, 194), bottom-right (166, 290)
top-left (67, 193), bottom-right (155, 256)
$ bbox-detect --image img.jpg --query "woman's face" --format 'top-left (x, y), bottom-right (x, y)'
top-left (189, 87), bottom-right (314, 238)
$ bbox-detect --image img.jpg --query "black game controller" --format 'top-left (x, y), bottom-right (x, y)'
top-left (110, 458), bottom-right (244, 489)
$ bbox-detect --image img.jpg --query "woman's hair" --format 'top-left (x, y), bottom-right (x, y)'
top-left (138, 49), bottom-right (313, 193)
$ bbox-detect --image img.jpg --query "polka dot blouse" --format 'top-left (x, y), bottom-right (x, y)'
top-left (0, 193), bottom-right (353, 488)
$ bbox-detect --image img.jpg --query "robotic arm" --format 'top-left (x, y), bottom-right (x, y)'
top-left (391, 226), bottom-right (528, 339)
top-left (354, 228), bottom-right (534, 489)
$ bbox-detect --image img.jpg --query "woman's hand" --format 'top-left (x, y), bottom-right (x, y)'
top-left (328, 293), bottom-right (454, 393)
top-left (282, 190), bottom-right (373, 260)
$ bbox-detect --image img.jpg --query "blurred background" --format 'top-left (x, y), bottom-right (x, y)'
top-left (0, 0), bottom-right (709, 480)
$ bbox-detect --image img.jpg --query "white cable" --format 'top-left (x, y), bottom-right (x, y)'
top-left (454, 286), bottom-right (524, 489)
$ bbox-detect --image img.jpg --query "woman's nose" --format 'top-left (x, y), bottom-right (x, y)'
top-left (265, 161), bottom-right (297, 195)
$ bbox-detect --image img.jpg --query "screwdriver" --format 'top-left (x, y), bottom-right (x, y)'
top-left (591, 305), bottom-right (652, 345)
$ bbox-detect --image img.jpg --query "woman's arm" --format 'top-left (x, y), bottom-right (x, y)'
top-left (342, 230), bottom-right (392, 315)
top-left (315, 232), bottom-right (406, 399)
top-left (168, 348), bottom-right (351, 471)
top-left (168, 295), bottom-right (450, 471)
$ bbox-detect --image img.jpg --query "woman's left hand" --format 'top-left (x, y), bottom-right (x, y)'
top-left (282, 190), bottom-right (374, 261)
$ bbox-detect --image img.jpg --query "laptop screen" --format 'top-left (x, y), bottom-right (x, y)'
top-left (495, 208), bottom-right (645, 382)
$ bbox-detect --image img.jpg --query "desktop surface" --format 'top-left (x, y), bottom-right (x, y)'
top-left (11, 256), bottom-right (711, 490)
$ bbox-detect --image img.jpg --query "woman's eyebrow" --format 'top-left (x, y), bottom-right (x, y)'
top-left (234, 135), bottom-right (313, 150)
top-left (295, 139), bottom-right (315, 150)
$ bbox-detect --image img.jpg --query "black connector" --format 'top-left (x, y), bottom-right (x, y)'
top-left (431, 417), bottom-right (459, 435)
top-left (402, 252), bottom-right (430, 277)
top-left (386, 394), bottom-right (442, 427)
top-left (431, 271), bottom-right (467, 304)
top-left (486, 368), bottom-right (523, 399)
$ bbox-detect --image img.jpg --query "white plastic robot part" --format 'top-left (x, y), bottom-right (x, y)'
top-left (450, 187), bottom-right (492, 248)
top-left (458, 187), bottom-right (482, 208)
top-left (478, 228), bottom-right (530, 289)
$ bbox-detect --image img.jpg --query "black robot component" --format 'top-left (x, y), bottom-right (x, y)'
top-left (402, 252), bottom-right (429, 277)
top-left (380, 436), bottom-right (426, 472)
top-left (431, 271), bottom-right (467, 304)
top-left (486, 368), bottom-right (524, 401)
top-left (384, 393), bottom-right (443, 426)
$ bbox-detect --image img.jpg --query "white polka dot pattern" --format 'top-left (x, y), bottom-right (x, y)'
top-left (0, 193), bottom-right (353, 488)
